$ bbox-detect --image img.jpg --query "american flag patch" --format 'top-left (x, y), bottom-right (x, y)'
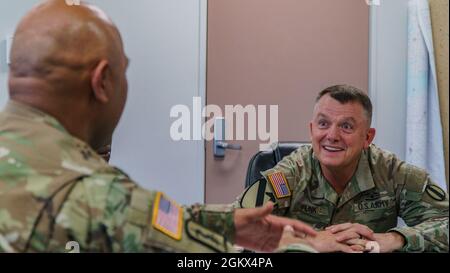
top-left (267, 172), bottom-right (291, 199)
top-left (152, 192), bottom-right (183, 240)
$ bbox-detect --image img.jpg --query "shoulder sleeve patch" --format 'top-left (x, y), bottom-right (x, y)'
top-left (267, 172), bottom-right (292, 199)
top-left (240, 177), bottom-right (290, 209)
top-left (425, 184), bottom-right (447, 202)
top-left (152, 192), bottom-right (183, 241)
top-left (240, 178), bottom-right (273, 208)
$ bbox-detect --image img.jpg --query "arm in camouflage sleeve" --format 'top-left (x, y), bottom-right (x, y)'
top-left (64, 173), bottom-right (316, 253)
top-left (389, 165), bottom-right (449, 252)
top-left (186, 204), bottom-right (236, 243)
top-left (57, 174), bottom-right (234, 253)
top-left (102, 179), bottom-right (236, 253)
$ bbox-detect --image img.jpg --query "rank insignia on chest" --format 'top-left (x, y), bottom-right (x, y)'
top-left (152, 192), bottom-right (183, 240)
top-left (267, 172), bottom-right (291, 199)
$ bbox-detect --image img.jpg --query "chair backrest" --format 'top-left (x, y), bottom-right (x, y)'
top-left (245, 141), bottom-right (310, 188)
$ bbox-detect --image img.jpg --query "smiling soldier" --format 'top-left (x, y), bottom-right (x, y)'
top-left (237, 84), bottom-right (448, 253)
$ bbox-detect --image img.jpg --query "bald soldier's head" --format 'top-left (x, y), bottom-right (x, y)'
top-left (8, 0), bottom-right (129, 150)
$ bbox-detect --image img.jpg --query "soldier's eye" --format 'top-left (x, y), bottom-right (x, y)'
top-left (318, 120), bottom-right (328, 128)
top-left (341, 123), bottom-right (353, 132)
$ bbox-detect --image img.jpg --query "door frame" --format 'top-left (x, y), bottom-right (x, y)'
top-left (199, 0), bottom-right (207, 202)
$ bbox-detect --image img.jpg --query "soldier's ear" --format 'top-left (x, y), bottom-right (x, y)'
top-left (364, 128), bottom-right (376, 148)
top-left (91, 59), bottom-right (110, 104)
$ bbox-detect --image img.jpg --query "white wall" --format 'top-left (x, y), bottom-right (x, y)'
top-left (369, 0), bottom-right (409, 160)
top-left (0, 0), bottom-right (41, 107)
top-left (91, 0), bottom-right (206, 204)
top-left (0, 0), bottom-right (206, 204)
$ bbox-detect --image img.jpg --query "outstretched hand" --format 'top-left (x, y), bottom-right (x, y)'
top-left (234, 202), bottom-right (317, 252)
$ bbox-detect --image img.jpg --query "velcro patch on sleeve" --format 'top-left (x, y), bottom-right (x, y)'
top-left (152, 192), bottom-right (183, 240)
top-left (185, 220), bottom-right (229, 253)
top-left (425, 184), bottom-right (447, 202)
top-left (267, 172), bottom-right (291, 199)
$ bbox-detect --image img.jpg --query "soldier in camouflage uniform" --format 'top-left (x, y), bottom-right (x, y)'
top-left (0, 0), bottom-right (317, 253)
top-left (237, 85), bottom-right (448, 252)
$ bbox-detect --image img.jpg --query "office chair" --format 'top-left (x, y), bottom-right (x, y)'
top-left (245, 141), bottom-right (311, 188)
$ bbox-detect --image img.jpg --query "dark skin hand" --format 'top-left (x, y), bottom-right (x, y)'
top-left (234, 202), bottom-right (317, 252)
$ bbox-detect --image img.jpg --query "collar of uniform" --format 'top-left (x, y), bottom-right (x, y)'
top-left (4, 100), bottom-right (69, 134)
top-left (311, 152), bottom-right (340, 205)
top-left (337, 149), bottom-right (376, 208)
top-left (311, 149), bottom-right (375, 207)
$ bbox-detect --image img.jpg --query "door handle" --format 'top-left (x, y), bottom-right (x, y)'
top-left (213, 117), bottom-right (242, 157)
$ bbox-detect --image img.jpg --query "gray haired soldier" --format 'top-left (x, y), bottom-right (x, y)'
top-left (0, 0), bottom-right (317, 253)
top-left (237, 85), bottom-right (448, 253)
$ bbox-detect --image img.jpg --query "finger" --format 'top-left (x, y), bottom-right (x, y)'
top-left (328, 223), bottom-right (353, 233)
top-left (335, 226), bottom-right (375, 242)
top-left (291, 221), bottom-right (317, 237)
top-left (350, 244), bottom-right (365, 252)
top-left (283, 225), bottom-right (295, 234)
top-left (252, 202), bottom-right (274, 219)
top-left (336, 231), bottom-right (360, 242)
top-left (294, 230), bottom-right (307, 238)
top-left (344, 238), bottom-right (367, 247)
top-left (266, 215), bottom-right (317, 237)
top-left (261, 202), bottom-right (274, 215)
top-left (340, 244), bottom-right (363, 253)
top-left (338, 225), bottom-right (375, 241)
top-left (353, 225), bottom-right (375, 240)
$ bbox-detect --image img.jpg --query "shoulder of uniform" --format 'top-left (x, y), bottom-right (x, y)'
top-left (367, 144), bottom-right (397, 162)
top-left (69, 167), bottom-right (138, 211)
top-left (293, 144), bottom-right (313, 157)
top-left (402, 164), bottom-right (429, 192)
top-left (275, 144), bottom-right (313, 172)
top-left (367, 144), bottom-right (410, 182)
top-left (294, 144), bottom-right (313, 167)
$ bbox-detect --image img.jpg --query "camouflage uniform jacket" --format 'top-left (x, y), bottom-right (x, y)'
top-left (0, 101), bottom-right (235, 253)
top-left (237, 144), bottom-right (448, 252)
